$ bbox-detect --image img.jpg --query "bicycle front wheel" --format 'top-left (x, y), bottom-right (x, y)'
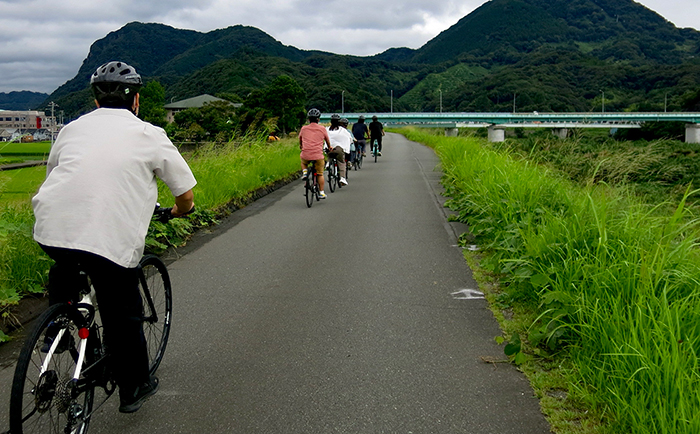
top-left (138, 254), bottom-right (173, 375)
top-left (10, 304), bottom-right (94, 434)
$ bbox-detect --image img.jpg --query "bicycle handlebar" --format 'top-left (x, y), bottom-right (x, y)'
top-left (153, 203), bottom-right (196, 223)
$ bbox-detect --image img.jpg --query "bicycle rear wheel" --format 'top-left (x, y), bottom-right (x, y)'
top-left (138, 254), bottom-right (172, 375)
top-left (10, 304), bottom-right (94, 434)
top-left (305, 172), bottom-right (314, 207)
top-left (327, 161), bottom-right (336, 193)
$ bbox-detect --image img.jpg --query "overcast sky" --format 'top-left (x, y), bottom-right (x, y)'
top-left (0, 0), bottom-right (698, 94)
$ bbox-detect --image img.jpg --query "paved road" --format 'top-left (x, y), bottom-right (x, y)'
top-left (0, 133), bottom-right (551, 433)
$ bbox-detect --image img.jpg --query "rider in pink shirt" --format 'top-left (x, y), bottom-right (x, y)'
top-left (299, 108), bottom-right (331, 198)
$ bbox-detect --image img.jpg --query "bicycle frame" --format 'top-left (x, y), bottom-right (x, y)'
top-left (39, 290), bottom-right (96, 381)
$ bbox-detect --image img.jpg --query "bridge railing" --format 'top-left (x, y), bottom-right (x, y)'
top-left (320, 112), bottom-right (700, 125)
top-left (318, 112), bottom-right (700, 143)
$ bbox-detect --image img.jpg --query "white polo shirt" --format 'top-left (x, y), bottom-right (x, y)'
top-left (32, 108), bottom-right (197, 268)
top-left (327, 126), bottom-right (354, 154)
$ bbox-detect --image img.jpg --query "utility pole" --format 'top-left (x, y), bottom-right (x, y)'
top-left (48, 101), bottom-right (58, 147)
top-left (513, 93), bottom-right (516, 113)
top-left (600, 90), bottom-right (605, 113)
top-left (439, 89), bottom-right (443, 113)
top-left (391, 90), bottom-right (393, 113)
top-left (664, 93), bottom-right (668, 113)
top-left (342, 90), bottom-right (345, 114)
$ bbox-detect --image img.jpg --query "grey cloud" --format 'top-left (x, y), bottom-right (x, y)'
top-left (0, 61), bottom-right (76, 95)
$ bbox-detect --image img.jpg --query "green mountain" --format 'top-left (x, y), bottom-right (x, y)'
top-left (42, 0), bottom-right (700, 121)
top-left (412, 0), bottom-right (700, 64)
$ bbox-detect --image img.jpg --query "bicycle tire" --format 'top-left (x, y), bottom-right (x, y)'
top-left (10, 304), bottom-right (95, 434)
top-left (374, 141), bottom-right (378, 163)
top-left (315, 177), bottom-right (321, 201)
top-left (327, 161), bottom-right (336, 193)
top-left (138, 254), bottom-right (173, 375)
top-left (358, 152), bottom-right (363, 169)
top-left (305, 172), bottom-right (314, 207)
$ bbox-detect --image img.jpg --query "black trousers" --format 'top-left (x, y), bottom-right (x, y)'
top-left (39, 245), bottom-right (150, 399)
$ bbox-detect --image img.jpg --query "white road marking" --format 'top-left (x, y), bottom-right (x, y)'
top-left (451, 289), bottom-right (485, 300)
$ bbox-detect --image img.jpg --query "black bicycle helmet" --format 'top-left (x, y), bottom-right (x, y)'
top-left (358, 115), bottom-right (365, 121)
top-left (307, 108), bottom-right (321, 119)
top-left (331, 113), bottom-right (341, 120)
top-left (340, 118), bottom-right (349, 126)
top-left (90, 61), bottom-right (142, 106)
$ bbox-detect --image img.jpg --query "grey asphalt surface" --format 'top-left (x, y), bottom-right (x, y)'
top-left (0, 133), bottom-right (551, 433)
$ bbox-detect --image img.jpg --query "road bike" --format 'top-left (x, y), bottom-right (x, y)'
top-left (371, 139), bottom-right (379, 162)
top-left (8, 206), bottom-right (179, 434)
top-left (304, 161), bottom-right (321, 208)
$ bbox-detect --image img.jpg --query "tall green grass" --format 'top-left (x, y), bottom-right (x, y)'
top-left (169, 138), bottom-right (301, 211)
top-left (401, 128), bottom-right (700, 433)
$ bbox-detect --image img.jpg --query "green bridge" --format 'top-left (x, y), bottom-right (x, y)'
top-left (319, 112), bottom-right (700, 143)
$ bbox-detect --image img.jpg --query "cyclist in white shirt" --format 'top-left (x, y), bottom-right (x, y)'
top-left (326, 114), bottom-right (353, 185)
top-left (32, 61), bottom-right (196, 414)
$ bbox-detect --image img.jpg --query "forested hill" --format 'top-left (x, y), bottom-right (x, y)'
top-left (43, 0), bottom-right (700, 120)
top-left (52, 22), bottom-right (320, 98)
top-left (410, 0), bottom-right (700, 64)
top-left (0, 91), bottom-right (49, 110)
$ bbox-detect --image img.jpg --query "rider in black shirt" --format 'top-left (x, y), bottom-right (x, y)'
top-left (369, 115), bottom-right (385, 156)
top-left (351, 115), bottom-right (369, 157)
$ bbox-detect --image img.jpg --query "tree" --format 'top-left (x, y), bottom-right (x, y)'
top-left (241, 75), bottom-right (306, 134)
top-left (172, 100), bottom-right (238, 143)
top-left (139, 81), bottom-right (167, 127)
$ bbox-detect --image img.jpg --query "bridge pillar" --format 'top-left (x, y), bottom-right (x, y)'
top-left (686, 124), bottom-right (700, 144)
top-left (488, 126), bottom-right (505, 142)
top-left (552, 128), bottom-right (568, 139)
top-left (445, 128), bottom-right (459, 137)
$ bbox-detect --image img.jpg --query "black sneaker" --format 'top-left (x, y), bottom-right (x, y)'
top-left (119, 376), bottom-right (159, 413)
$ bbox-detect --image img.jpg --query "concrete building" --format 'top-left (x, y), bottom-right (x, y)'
top-left (0, 110), bottom-right (52, 130)
top-left (0, 110), bottom-right (57, 142)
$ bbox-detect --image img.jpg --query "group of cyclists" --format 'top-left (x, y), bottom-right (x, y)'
top-left (299, 109), bottom-right (384, 199)
top-left (15, 59), bottom-right (384, 426)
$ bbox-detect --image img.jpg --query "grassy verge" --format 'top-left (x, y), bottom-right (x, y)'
top-left (0, 166), bottom-right (46, 204)
top-left (399, 127), bottom-right (700, 434)
top-left (0, 136), bottom-right (300, 341)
